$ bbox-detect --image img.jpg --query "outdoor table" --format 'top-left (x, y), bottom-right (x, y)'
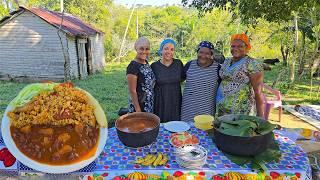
top-left (0, 124), bottom-right (312, 179)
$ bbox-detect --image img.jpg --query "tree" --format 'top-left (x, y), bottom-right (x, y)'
top-left (183, 0), bottom-right (320, 83)
top-left (0, 3), bottom-right (9, 19)
top-left (182, 0), bottom-right (312, 23)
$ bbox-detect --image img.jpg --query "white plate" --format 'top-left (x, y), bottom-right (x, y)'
top-left (163, 121), bottom-right (190, 132)
top-left (1, 105), bottom-right (108, 174)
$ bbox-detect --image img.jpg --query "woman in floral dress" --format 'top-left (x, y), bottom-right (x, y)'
top-left (127, 37), bottom-right (155, 113)
top-left (216, 34), bottom-right (264, 117)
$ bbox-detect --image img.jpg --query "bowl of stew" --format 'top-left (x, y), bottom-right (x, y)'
top-left (1, 83), bottom-right (108, 173)
top-left (115, 112), bottom-right (160, 148)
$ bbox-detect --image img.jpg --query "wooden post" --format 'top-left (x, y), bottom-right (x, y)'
top-left (136, 8), bottom-right (139, 39)
top-left (117, 0), bottom-right (137, 62)
top-left (60, 0), bottom-right (64, 13)
top-left (290, 12), bottom-right (299, 83)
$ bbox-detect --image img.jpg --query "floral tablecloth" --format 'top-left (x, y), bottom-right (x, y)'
top-left (0, 125), bottom-right (312, 179)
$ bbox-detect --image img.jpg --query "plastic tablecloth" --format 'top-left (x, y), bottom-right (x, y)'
top-left (0, 125), bottom-right (312, 179)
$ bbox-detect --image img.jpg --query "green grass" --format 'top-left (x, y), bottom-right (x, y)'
top-left (0, 82), bottom-right (29, 120)
top-left (264, 64), bottom-right (320, 105)
top-left (1, 62), bottom-right (319, 126)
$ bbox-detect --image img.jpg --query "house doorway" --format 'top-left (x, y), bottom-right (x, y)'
top-left (77, 38), bottom-right (88, 79)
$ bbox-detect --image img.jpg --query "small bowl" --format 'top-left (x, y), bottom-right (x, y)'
top-left (194, 123), bottom-right (213, 131)
top-left (194, 115), bottom-right (214, 130)
top-left (194, 115), bottom-right (214, 124)
top-left (115, 112), bottom-right (160, 148)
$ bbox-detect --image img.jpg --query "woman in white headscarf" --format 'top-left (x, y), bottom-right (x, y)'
top-left (126, 37), bottom-right (155, 113)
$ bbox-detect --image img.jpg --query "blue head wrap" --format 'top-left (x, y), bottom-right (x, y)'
top-left (197, 41), bottom-right (214, 54)
top-left (158, 38), bottom-right (176, 56)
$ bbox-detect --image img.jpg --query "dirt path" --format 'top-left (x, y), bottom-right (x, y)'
top-left (268, 109), bottom-right (319, 131)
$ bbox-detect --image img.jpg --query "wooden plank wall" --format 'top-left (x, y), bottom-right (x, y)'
top-left (89, 34), bottom-right (106, 73)
top-left (67, 36), bottom-right (80, 79)
top-left (0, 11), bottom-right (74, 80)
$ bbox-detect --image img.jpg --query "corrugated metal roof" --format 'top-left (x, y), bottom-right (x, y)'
top-left (1, 6), bottom-right (103, 36)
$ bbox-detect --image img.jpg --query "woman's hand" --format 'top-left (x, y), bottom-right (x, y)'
top-left (127, 74), bottom-right (141, 112)
top-left (250, 72), bottom-right (264, 118)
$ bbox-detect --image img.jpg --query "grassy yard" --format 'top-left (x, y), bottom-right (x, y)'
top-left (0, 62), bottom-right (319, 127)
top-left (264, 64), bottom-right (320, 105)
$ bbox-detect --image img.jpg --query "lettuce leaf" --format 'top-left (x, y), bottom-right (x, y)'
top-left (9, 83), bottom-right (57, 108)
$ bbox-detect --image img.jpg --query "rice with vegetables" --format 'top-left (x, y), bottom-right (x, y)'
top-left (6, 83), bottom-right (107, 165)
top-left (8, 84), bottom-right (96, 128)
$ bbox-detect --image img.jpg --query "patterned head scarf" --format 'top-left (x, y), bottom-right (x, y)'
top-left (158, 38), bottom-right (176, 56)
top-left (231, 33), bottom-right (251, 50)
top-left (197, 41), bottom-right (214, 54)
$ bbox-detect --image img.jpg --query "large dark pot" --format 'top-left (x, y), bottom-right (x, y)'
top-left (115, 112), bottom-right (160, 148)
top-left (213, 114), bottom-right (273, 156)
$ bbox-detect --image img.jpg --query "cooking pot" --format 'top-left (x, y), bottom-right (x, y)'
top-left (115, 112), bottom-right (160, 148)
top-left (213, 114), bottom-right (274, 156)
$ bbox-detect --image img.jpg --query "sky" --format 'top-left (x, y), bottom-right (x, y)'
top-left (114, 0), bottom-right (182, 6)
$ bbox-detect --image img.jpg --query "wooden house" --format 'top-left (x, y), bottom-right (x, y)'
top-left (0, 6), bottom-right (105, 81)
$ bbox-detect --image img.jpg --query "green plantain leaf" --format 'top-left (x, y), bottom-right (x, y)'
top-left (224, 153), bottom-right (253, 165)
top-left (217, 115), bottom-right (276, 137)
top-left (222, 134), bottom-right (281, 172)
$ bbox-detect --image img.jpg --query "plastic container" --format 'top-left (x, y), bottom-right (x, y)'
top-left (194, 115), bottom-right (214, 130)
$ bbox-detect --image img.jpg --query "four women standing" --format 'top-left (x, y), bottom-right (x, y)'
top-left (127, 34), bottom-right (264, 120)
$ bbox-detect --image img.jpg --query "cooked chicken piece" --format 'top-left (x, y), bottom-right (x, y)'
top-left (53, 145), bottom-right (73, 159)
top-left (57, 133), bottom-right (71, 143)
top-left (20, 125), bottom-right (31, 134)
top-left (75, 124), bottom-right (84, 134)
top-left (39, 128), bottom-right (54, 136)
top-left (42, 137), bottom-right (51, 146)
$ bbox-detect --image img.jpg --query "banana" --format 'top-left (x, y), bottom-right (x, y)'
top-left (158, 154), bottom-right (168, 165)
top-left (144, 154), bottom-right (154, 161)
top-left (135, 153), bottom-right (168, 166)
top-left (141, 154), bottom-right (157, 166)
top-left (135, 154), bottom-right (151, 164)
top-left (134, 157), bottom-right (145, 164)
top-left (152, 153), bottom-right (163, 167)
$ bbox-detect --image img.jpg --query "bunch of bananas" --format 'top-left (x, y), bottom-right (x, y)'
top-left (134, 153), bottom-right (168, 166)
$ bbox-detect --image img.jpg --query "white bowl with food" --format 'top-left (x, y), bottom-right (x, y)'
top-left (1, 83), bottom-right (108, 173)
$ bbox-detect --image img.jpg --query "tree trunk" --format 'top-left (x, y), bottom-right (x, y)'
top-left (298, 31), bottom-right (306, 76)
top-left (4, 0), bottom-right (10, 9)
top-left (281, 44), bottom-right (289, 66)
top-left (14, 0), bottom-right (19, 7)
top-left (290, 13), bottom-right (299, 83)
top-left (312, 56), bottom-right (320, 77)
top-left (309, 31), bottom-right (320, 74)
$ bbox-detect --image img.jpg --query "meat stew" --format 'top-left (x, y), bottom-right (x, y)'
top-left (11, 124), bottom-right (99, 165)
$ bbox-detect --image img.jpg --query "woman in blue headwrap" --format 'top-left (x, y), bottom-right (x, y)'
top-left (181, 41), bottom-right (221, 122)
top-left (151, 38), bottom-right (184, 122)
